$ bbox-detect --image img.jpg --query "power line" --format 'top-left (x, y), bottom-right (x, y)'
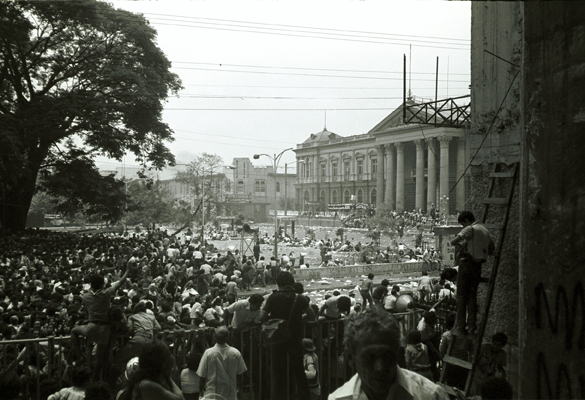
top-left (165, 107), bottom-right (397, 111)
top-left (172, 61), bottom-right (471, 76)
top-left (143, 12), bottom-right (470, 44)
top-left (172, 65), bottom-right (470, 82)
top-left (148, 19), bottom-right (470, 50)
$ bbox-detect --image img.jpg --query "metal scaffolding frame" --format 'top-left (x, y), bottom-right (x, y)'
top-left (404, 95), bottom-right (471, 128)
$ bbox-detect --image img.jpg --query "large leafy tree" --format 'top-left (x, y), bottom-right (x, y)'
top-left (0, 1), bottom-right (182, 234)
top-left (174, 153), bottom-right (229, 223)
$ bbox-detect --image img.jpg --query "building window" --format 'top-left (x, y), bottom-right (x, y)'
top-left (332, 162), bottom-right (338, 182)
top-left (331, 190), bottom-right (338, 204)
top-left (371, 158), bottom-right (377, 176)
top-left (237, 181), bottom-right (245, 194)
top-left (344, 161), bottom-right (350, 181)
top-left (357, 189), bottom-right (363, 203)
top-left (371, 188), bottom-right (377, 203)
top-left (255, 180), bottom-right (266, 193)
top-left (357, 159), bottom-right (363, 180)
top-left (321, 164), bottom-right (326, 177)
top-left (320, 190), bottom-right (326, 205)
top-left (276, 182), bottom-right (281, 192)
top-left (344, 189), bottom-right (351, 203)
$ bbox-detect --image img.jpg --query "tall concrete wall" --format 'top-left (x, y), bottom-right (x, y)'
top-left (470, 1), bottom-right (523, 342)
top-left (519, 2), bottom-right (585, 399)
top-left (470, 3), bottom-right (524, 394)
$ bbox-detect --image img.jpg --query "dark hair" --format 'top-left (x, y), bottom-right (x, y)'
top-left (444, 312), bottom-right (456, 330)
top-left (71, 366), bottom-right (92, 387)
top-left (381, 279), bottom-right (390, 286)
top-left (457, 210), bottom-right (476, 224)
top-left (406, 330), bottom-right (422, 345)
top-left (89, 274), bottom-right (105, 291)
top-left (247, 294), bottom-right (264, 307)
top-left (423, 311), bottom-right (437, 325)
top-left (293, 282), bottom-right (304, 294)
top-left (367, 273), bottom-right (374, 280)
top-left (186, 352), bottom-right (202, 371)
top-left (85, 381), bottom-right (111, 400)
top-left (337, 296), bottom-right (352, 314)
top-left (132, 302), bottom-right (146, 314)
top-left (481, 377), bottom-right (513, 400)
top-left (344, 308), bottom-right (401, 358)
top-left (492, 332), bottom-right (508, 346)
top-left (119, 341), bottom-right (174, 400)
top-left (276, 271), bottom-right (295, 287)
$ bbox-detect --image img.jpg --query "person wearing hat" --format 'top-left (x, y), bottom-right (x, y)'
top-left (303, 338), bottom-right (321, 400)
top-left (260, 271), bottom-right (315, 400)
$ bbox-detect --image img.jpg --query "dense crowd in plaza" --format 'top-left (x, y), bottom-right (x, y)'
top-left (0, 211), bottom-right (513, 400)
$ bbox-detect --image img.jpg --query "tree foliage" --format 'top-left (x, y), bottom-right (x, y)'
top-left (124, 180), bottom-right (174, 229)
top-left (0, 1), bottom-right (182, 234)
top-left (364, 202), bottom-right (399, 241)
top-left (174, 153), bottom-right (229, 223)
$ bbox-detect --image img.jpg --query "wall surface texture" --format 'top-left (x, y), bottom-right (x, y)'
top-left (519, 2), bottom-right (585, 399)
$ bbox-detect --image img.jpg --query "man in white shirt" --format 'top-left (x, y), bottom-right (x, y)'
top-left (224, 294), bottom-right (264, 330)
top-left (197, 326), bottom-right (247, 400)
top-left (329, 309), bottom-right (449, 400)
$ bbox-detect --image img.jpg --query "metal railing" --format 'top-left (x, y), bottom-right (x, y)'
top-left (1, 308), bottom-right (443, 400)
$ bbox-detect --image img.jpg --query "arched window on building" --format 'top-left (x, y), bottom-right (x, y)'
top-left (371, 188), bottom-right (377, 204)
top-left (237, 181), bottom-right (245, 194)
top-left (331, 190), bottom-right (338, 204)
top-left (260, 181), bottom-right (266, 193)
top-left (344, 189), bottom-right (351, 203)
top-left (357, 189), bottom-right (363, 203)
top-left (276, 182), bottom-right (281, 192)
top-left (320, 190), bottom-right (326, 206)
top-left (254, 180), bottom-right (260, 193)
top-left (303, 190), bottom-right (310, 207)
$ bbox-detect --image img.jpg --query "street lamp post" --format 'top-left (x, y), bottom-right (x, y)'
top-left (254, 148), bottom-right (293, 260)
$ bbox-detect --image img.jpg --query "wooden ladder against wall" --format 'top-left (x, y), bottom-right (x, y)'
top-left (438, 162), bottom-right (518, 398)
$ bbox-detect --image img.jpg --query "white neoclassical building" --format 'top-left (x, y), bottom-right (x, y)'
top-left (294, 101), bottom-right (469, 214)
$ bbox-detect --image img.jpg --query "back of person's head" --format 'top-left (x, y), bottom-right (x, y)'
top-left (492, 332), bottom-right (508, 346)
top-left (367, 273), bottom-right (374, 280)
top-left (71, 366), bottom-right (92, 388)
top-left (381, 279), bottom-right (390, 287)
top-left (85, 381), bottom-right (111, 400)
top-left (186, 352), bottom-right (202, 371)
top-left (337, 296), bottom-right (352, 314)
top-left (457, 210), bottom-right (475, 224)
top-left (344, 308), bottom-right (401, 358)
top-left (293, 282), bottom-right (304, 294)
top-left (215, 326), bottom-right (229, 344)
top-left (406, 330), bottom-right (422, 345)
top-left (133, 302), bottom-right (146, 314)
top-left (89, 274), bottom-right (105, 291)
top-left (391, 285), bottom-right (401, 295)
top-left (422, 271), bottom-right (428, 276)
top-left (481, 377), bottom-right (513, 400)
top-left (423, 311), bottom-right (437, 325)
top-left (138, 341), bottom-right (173, 380)
top-left (276, 271), bottom-right (295, 288)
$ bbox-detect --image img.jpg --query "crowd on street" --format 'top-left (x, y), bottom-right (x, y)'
top-left (0, 210), bottom-right (512, 400)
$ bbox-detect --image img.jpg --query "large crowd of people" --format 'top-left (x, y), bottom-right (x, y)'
top-left (0, 210), bottom-right (512, 400)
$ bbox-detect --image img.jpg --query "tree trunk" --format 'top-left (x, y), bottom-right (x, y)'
top-left (2, 175), bottom-right (38, 235)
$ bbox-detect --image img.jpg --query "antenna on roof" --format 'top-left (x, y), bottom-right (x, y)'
top-left (324, 110), bottom-right (327, 130)
top-left (408, 44), bottom-right (412, 100)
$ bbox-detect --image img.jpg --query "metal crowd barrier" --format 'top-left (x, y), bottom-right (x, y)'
top-left (0, 309), bottom-right (428, 400)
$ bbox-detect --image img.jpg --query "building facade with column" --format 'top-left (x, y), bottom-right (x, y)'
top-left (226, 157), bottom-right (296, 222)
top-left (294, 102), bottom-right (469, 214)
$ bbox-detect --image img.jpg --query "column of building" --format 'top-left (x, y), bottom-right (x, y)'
top-left (376, 145), bottom-right (385, 205)
top-left (456, 137), bottom-right (466, 211)
top-left (426, 137), bottom-right (437, 211)
top-left (395, 142), bottom-right (405, 212)
top-left (414, 139), bottom-right (425, 211)
top-left (384, 143), bottom-right (395, 209)
top-left (438, 135), bottom-right (452, 216)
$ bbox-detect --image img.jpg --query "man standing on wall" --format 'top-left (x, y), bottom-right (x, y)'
top-left (450, 211), bottom-right (495, 334)
top-left (359, 273), bottom-right (375, 311)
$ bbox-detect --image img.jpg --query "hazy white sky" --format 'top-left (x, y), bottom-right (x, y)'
top-left (101, 0), bottom-right (471, 174)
